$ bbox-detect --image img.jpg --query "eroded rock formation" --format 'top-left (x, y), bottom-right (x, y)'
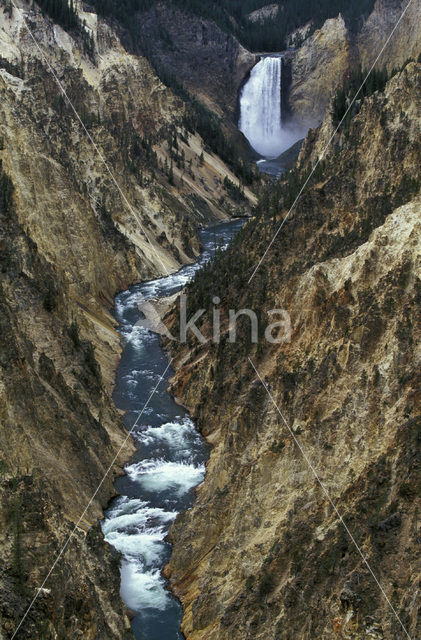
top-left (134, 1), bottom-right (256, 118)
top-left (0, 1), bottom-right (254, 636)
top-left (165, 61), bottom-right (421, 640)
top-left (286, 0), bottom-right (421, 126)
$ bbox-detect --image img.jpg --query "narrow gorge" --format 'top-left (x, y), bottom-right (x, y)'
top-left (102, 220), bottom-right (243, 640)
top-left (0, 1), bottom-right (419, 639)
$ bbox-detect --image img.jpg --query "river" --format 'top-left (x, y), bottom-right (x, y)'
top-left (102, 219), bottom-right (244, 640)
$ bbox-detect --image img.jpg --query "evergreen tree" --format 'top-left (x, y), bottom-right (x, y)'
top-left (91, 0), bottom-right (377, 53)
top-left (168, 160), bottom-right (175, 185)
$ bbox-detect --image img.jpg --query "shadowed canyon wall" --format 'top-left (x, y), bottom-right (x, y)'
top-left (165, 61), bottom-right (421, 640)
top-left (0, 0), bottom-right (255, 636)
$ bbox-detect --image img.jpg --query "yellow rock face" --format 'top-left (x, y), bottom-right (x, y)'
top-left (358, 0), bottom-right (421, 72)
top-left (0, 2), bottom-right (255, 637)
top-left (289, 16), bottom-right (353, 126)
top-left (165, 63), bottom-right (421, 640)
top-left (287, 1), bottom-right (421, 127)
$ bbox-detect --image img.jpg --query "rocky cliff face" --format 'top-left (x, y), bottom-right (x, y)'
top-left (0, 1), bottom-right (254, 637)
top-left (104, 0), bottom-right (420, 150)
top-left (0, 153), bottom-right (134, 639)
top-left (247, 4), bottom-right (279, 24)
top-left (165, 62), bottom-right (421, 640)
top-left (286, 0), bottom-right (421, 126)
top-left (358, 0), bottom-right (421, 72)
top-left (133, 1), bottom-right (256, 119)
top-left (286, 15), bottom-right (355, 126)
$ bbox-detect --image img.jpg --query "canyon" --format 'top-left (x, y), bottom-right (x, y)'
top-left (0, 1), bottom-right (254, 637)
top-left (0, 0), bottom-right (419, 638)
top-left (165, 59), bottom-right (421, 640)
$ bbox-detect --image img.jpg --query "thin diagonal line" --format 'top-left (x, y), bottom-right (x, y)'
top-left (248, 356), bottom-right (412, 639)
top-left (248, 0), bottom-right (415, 284)
top-left (11, 358), bottom-right (172, 639)
top-left (9, 0), bottom-right (170, 276)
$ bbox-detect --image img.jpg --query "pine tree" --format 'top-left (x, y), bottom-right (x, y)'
top-left (168, 160), bottom-right (175, 186)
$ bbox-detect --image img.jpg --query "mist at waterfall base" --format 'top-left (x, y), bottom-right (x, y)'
top-left (239, 56), bottom-right (306, 177)
top-left (102, 220), bottom-right (244, 640)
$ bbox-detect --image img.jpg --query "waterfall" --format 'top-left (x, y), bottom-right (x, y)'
top-left (239, 56), bottom-right (284, 158)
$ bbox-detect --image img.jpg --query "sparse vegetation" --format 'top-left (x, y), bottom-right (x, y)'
top-left (0, 459), bottom-right (9, 480)
top-left (223, 176), bottom-right (246, 203)
top-left (332, 58), bottom-right (418, 130)
top-left (0, 56), bottom-right (24, 79)
top-left (168, 160), bottom-right (175, 185)
top-left (259, 566), bottom-right (275, 597)
top-left (43, 280), bottom-right (58, 312)
top-left (7, 491), bottom-right (26, 594)
top-left (110, 549), bottom-right (123, 571)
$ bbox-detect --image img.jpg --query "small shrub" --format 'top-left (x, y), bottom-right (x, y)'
top-left (85, 343), bottom-right (101, 381)
top-left (68, 318), bottom-right (80, 348)
top-left (259, 567), bottom-right (275, 597)
top-left (43, 282), bottom-right (57, 312)
top-left (110, 550), bottom-right (123, 571)
top-left (223, 176), bottom-right (246, 203)
top-left (10, 496), bottom-right (26, 592)
top-left (245, 575), bottom-right (255, 591)
top-left (0, 171), bottom-right (15, 219)
top-left (0, 459), bottom-right (9, 480)
top-left (270, 441), bottom-right (285, 454)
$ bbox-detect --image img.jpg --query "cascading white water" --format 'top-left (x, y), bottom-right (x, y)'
top-left (239, 56), bottom-right (284, 158)
top-left (102, 220), bottom-right (244, 640)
